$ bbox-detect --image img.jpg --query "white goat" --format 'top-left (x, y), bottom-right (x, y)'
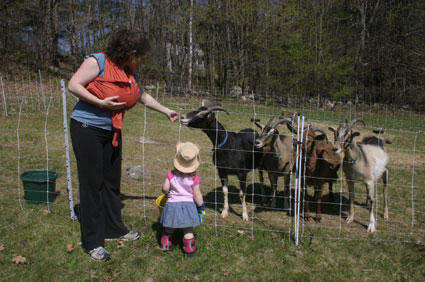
top-left (329, 118), bottom-right (390, 232)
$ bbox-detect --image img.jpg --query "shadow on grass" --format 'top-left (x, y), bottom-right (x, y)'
top-left (203, 182), bottom-right (369, 221)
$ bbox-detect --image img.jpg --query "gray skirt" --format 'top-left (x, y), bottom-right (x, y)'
top-left (160, 201), bottom-right (201, 228)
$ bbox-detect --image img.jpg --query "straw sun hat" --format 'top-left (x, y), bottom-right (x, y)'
top-left (173, 142), bottom-right (201, 173)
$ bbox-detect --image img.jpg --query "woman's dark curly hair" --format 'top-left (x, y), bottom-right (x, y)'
top-left (104, 27), bottom-right (151, 67)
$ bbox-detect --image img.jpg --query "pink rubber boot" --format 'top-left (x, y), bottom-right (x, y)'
top-left (159, 233), bottom-right (173, 251)
top-left (183, 238), bottom-right (197, 256)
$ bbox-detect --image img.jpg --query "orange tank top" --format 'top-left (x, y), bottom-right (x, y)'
top-left (86, 53), bottom-right (141, 146)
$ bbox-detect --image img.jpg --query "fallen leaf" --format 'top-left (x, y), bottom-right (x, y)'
top-left (0, 243), bottom-right (4, 251)
top-left (155, 257), bottom-right (165, 263)
top-left (12, 255), bottom-right (27, 264)
top-left (89, 271), bottom-right (97, 279)
top-left (66, 243), bottom-right (74, 253)
top-left (295, 251), bottom-right (304, 258)
top-left (237, 230), bottom-right (246, 235)
top-left (42, 210), bottom-right (50, 215)
top-left (145, 278), bottom-right (154, 282)
top-left (281, 240), bottom-right (285, 250)
top-left (223, 270), bottom-right (229, 277)
top-left (116, 241), bottom-right (125, 249)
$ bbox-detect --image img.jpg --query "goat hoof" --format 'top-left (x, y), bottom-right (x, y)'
top-left (221, 210), bottom-right (228, 218)
top-left (315, 217), bottom-right (322, 223)
top-left (346, 216), bottom-right (354, 224)
top-left (367, 225), bottom-right (376, 233)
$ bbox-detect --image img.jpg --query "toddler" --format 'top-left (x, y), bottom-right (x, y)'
top-left (159, 142), bottom-right (205, 256)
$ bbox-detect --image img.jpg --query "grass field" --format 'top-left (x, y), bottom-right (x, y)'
top-left (0, 81), bottom-right (425, 281)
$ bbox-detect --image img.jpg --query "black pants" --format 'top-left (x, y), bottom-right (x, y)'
top-left (70, 119), bottom-right (128, 251)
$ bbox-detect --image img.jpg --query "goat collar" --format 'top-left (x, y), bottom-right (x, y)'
top-left (345, 147), bottom-right (360, 164)
top-left (216, 130), bottom-right (228, 149)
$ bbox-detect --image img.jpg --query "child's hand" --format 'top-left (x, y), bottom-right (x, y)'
top-left (197, 203), bottom-right (205, 224)
top-left (199, 210), bottom-right (206, 223)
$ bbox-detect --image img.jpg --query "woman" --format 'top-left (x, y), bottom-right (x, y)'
top-left (68, 27), bottom-right (178, 261)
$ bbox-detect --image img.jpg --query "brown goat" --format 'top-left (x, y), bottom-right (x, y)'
top-left (254, 117), bottom-right (295, 210)
top-left (302, 135), bottom-right (341, 222)
top-left (286, 118), bottom-right (340, 222)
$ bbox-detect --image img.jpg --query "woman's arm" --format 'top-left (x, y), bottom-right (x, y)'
top-left (139, 91), bottom-right (179, 122)
top-left (68, 57), bottom-right (126, 110)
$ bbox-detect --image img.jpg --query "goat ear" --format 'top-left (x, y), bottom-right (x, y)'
top-left (207, 112), bottom-right (216, 120)
top-left (328, 126), bottom-right (336, 133)
top-left (251, 118), bottom-right (264, 130)
top-left (352, 131), bottom-right (360, 138)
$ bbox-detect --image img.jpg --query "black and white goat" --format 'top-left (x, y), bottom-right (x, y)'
top-left (180, 102), bottom-right (263, 221)
top-left (329, 118), bottom-right (390, 232)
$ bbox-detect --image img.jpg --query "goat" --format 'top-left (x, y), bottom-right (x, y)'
top-left (253, 116), bottom-right (295, 210)
top-left (285, 118), bottom-right (340, 222)
top-left (329, 118), bottom-right (390, 232)
top-left (302, 131), bottom-right (341, 222)
top-left (180, 102), bottom-right (263, 221)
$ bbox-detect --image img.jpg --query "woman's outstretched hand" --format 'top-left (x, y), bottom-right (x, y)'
top-left (167, 110), bottom-right (179, 122)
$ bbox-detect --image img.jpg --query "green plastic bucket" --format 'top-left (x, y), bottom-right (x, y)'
top-left (19, 169), bottom-right (59, 204)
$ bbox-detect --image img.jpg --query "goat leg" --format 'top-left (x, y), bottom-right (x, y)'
top-left (302, 186), bottom-right (311, 221)
top-left (346, 181), bottom-right (355, 224)
top-left (366, 181), bottom-right (376, 233)
top-left (283, 175), bottom-right (290, 212)
top-left (258, 169), bottom-right (268, 206)
top-left (221, 178), bottom-right (229, 218)
top-left (314, 185), bottom-right (323, 223)
top-left (328, 182), bottom-right (335, 203)
top-left (383, 170), bottom-right (389, 221)
top-left (239, 177), bottom-right (249, 221)
top-left (269, 173), bottom-right (278, 209)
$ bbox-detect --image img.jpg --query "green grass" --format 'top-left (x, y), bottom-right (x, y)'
top-left (1, 86), bottom-right (425, 281)
top-left (1, 204), bottom-right (424, 281)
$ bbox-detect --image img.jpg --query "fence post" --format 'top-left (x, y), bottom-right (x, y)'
top-left (1, 76), bottom-right (7, 116)
top-left (61, 79), bottom-right (77, 221)
top-left (39, 69), bottom-right (46, 110)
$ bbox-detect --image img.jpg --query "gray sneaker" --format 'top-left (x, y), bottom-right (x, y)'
top-left (105, 230), bottom-right (140, 241)
top-left (89, 246), bottom-right (110, 261)
top-left (119, 230), bottom-right (140, 241)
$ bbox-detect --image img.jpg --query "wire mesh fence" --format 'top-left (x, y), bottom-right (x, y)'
top-left (0, 74), bottom-right (424, 245)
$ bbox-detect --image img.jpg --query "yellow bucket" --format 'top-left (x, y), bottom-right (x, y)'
top-left (155, 194), bottom-right (168, 214)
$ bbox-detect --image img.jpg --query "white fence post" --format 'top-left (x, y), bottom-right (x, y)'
top-left (39, 69), bottom-right (46, 110)
top-left (61, 79), bottom-right (77, 221)
top-left (1, 76), bottom-right (7, 116)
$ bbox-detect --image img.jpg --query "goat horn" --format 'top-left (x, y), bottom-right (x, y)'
top-left (207, 105), bottom-right (230, 114)
top-left (311, 127), bottom-right (327, 136)
top-left (347, 118), bottom-right (365, 132)
top-left (286, 113), bottom-right (299, 133)
top-left (197, 106), bottom-right (230, 118)
top-left (271, 118), bottom-right (292, 129)
top-left (204, 101), bottom-right (221, 108)
top-left (265, 116), bottom-right (275, 128)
